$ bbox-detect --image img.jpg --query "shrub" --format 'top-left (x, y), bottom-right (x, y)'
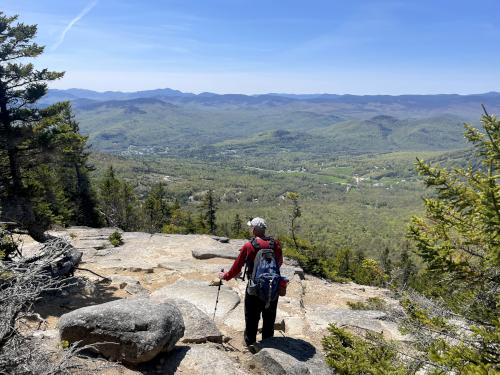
top-left (108, 231), bottom-right (123, 247)
top-left (353, 258), bottom-right (387, 286)
top-left (0, 229), bottom-right (19, 261)
top-left (347, 296), bottom-right (387, 311)
top-left (322, 324), bottom-right (407, 375)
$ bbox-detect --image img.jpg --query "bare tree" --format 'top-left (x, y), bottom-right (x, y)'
top-left (0, 236), bottom-right (107, 374)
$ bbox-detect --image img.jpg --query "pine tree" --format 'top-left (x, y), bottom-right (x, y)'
top-left (40, 102), bottom-right (100, 226)
top-left (355, 249), bottom-right (365, 263)
top-left (203, 189), bottom-right (217, 234)
top-left (398, 246), bottom-right (416, 287)
top-left (143, 182), bottom-right (170, 233)
top-left (406, 110), bottom-right (500, 372)
top-left (0, 13), bottom-right (98, 238)
top-left (336, 248), bottom-right (353, 279)
top-left (231, 213), bottom-right (245, 238)
top-left (98, 166), bottom-right (139, 231)
top-left (380, 246), bottom-right (392, 275)
top-left (0, 12), bottom-right (65, 240)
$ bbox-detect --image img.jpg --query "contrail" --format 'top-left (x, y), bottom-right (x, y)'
top-left (52, 0), bottom-right (98, 51)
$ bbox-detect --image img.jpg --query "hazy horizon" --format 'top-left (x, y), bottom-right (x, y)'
top-left (51, 87), bottom-right (500, 96)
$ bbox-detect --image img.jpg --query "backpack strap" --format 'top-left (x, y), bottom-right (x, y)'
top-left (251, 237), bottom-right (261, 251)
top-left (268, 238), bottom-right (275, 250)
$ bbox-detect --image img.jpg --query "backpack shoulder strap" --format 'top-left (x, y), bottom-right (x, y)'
top-left (250, 237), bottom-right (261, 250)
top-left (268, 238), bottom-right (275, 250)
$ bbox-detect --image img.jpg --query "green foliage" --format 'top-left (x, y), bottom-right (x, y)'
top-left (395, 245), bottom-right (418, 288)
top-left (347, 297), bottom-right (387, 311)
top-left (353, 258), bottom-right (387, 286)
top-left (202, 189), bottom-right (217, 234)
top-left (88, 150), bottom-right (433, 260)
top-left (322, 324), bottom-right (407, 375)
top-left (380, 246), bottom-right (392, 274)
top-left (406, 111), bottom-right (500, 372)
top-left (108, 231), bottom-right (123, 247)
top-left (0, 13), bottom-right (98, 240)
top-left (230, 213), bottom-right (247, 238)
top-left (282, 236), bottom-right (388, 286)
top-left (71, 91), bottom-right (471, 155)
top-left (425, 320), bottom-right (500, 375)
top-left (0, 228), bottom-right (18, 261)
top-left (143, 182), bottom-right (170, 233)
top-left (98, 166), bottom-right (140, 231)
top-left (162, 207), bottom-right (197, 234)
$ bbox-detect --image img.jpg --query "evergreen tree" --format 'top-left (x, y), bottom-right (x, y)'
top-left (98, 166), bottom-right (139, 231)
top-left (41, 103), bottom-right (100, 226)
top-left (196, 212), bottom-right (207, 233)
top-left (202, 189), bottom-right (217, 234)
top-left (0, 13), bottom-right (98, 238)
top-left (380, 246), bottom-right (392, 275)
top-left (231, 213), bottom-right (242, 234)
top-left (355, 249), bottom-right (366, 263)
top-left (406, 110), bottom-right (500, 372)
top-left (143, 182), bottom-right (170, 233)
top-left (336, 248), bottom-right (353, 279)
top-left (163, 206), bottom-right (197, 234)
top-left (398, 245), bottom-right (416, 287)
top-left (231, 213), bottom-right (246, 238)
top-left (0, 12), bottom-right (65, 240)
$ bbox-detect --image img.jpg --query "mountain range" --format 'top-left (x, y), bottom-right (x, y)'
top-left (41, 88), bottom-right (500, 156)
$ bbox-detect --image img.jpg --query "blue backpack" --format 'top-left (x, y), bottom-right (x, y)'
top-left (247, 238), bottom-right (281, 308)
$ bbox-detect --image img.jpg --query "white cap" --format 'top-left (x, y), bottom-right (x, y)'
top-left (247, 217), bottom-right (267, 229)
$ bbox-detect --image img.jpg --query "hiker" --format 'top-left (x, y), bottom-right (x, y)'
top-left (218, 217), bottom-right (283, 349)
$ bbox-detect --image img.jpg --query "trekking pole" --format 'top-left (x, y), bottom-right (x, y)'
top-left (213, 268), bottom-right (224, 320)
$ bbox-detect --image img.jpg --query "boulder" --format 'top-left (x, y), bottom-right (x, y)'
top-left (58, 298), bottom-right (184, 364)
top-left (211, 236), bottom-right (230, 243)
top-left (192, 247), bottom-right (240, 260)
top-left (110, 275), bottom-right (149, 296)
top-left (251, 349), bottom-right (310, 374)
top-left (163, 345), bottom-right (249, 374)
top-left (250, 337), bottom-right (332, 375)
top-left (280, 265), bottom-right (305, 280)
top-left (166, 298), bottom-right (223, 343)
top-left (151, 279), bottom-right (240, 319)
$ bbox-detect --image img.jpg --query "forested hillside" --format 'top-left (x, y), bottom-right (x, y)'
top-left (39, 88), bottom-right (500, 155)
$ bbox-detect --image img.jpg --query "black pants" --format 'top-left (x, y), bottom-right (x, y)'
top-left (244, 291), bottom-right (278, 346)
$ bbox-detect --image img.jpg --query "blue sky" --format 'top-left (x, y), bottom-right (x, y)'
top-left (3, 0), bottom-right (500, 94)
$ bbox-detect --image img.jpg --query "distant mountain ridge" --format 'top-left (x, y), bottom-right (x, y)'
top-left (45, 88), bottom-right (500, 104)
top-left (40, 87), bottom-right (500, 156)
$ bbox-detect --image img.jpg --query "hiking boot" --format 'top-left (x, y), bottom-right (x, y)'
top-left (242, 338), bottom-right (259, 354)
top-left (247, 343), bottom-right (261, 354)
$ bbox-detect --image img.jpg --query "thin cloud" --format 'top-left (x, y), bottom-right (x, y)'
top-left (52, 0), bottom-right (98, 51)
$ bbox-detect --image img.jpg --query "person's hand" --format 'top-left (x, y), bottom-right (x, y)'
top-left (218, 271), bottom-right (225, 280)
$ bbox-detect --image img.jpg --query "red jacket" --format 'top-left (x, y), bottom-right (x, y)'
top-left (223, 237), bottom-right (283, 281)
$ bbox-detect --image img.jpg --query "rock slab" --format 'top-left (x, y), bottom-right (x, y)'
top-left (167, 298), bottom-right (223, 343)
top-left (192, 247), bottom-right (240, 260)
top-left (58, 298), bottom-right (184, 364)
top-left (151, 279), bottom-right (240, 319)
top-left (164, 345), bottom-right (249, 374)
top-left (250, 337), bottom-right (332, 375)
